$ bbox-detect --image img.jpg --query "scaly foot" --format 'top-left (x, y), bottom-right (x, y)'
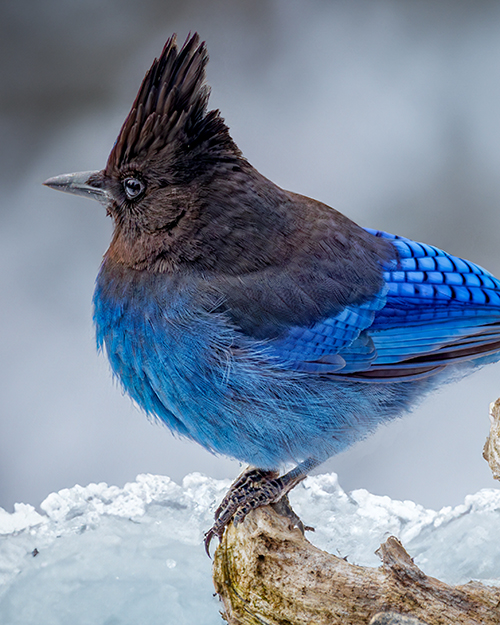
top-left (205, 468), bottom-right (283, 555)
top-left (204, 460), bottom-right (319, 555)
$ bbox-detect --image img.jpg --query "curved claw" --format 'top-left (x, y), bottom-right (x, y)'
top-left (204, 527), bottom-right (219, 558)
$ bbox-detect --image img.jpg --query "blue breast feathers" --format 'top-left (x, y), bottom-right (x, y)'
top-left (92, 259), bottom-right (437, 468)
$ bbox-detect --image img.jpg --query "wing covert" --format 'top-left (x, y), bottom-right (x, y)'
top-left (264, 228), bottom-right (500, 379)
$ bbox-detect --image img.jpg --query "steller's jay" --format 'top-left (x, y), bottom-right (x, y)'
top-left (44, 34), bottom-right (500, 551)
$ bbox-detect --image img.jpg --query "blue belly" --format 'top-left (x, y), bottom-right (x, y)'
top-left (93, 260), bottom-right (434, 469)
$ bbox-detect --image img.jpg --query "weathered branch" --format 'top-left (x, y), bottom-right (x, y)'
top-left (484, 398), bottom-right (500, 481)
top-left (212, 503), bottom-right (500, 625)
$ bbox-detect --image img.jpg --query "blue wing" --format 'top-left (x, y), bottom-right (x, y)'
top-left (267, 229), bottom-right (500, 380)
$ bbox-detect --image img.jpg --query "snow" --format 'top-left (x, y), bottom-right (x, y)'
top-left (0, 473), bottom-right (499, 624)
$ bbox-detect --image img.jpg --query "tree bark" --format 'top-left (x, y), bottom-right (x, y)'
top-left (212, 501), bottom-right (500, 625)
top-left (484, 398), bottom-right (500, 481)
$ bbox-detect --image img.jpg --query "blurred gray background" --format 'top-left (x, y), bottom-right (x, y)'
top-left (1, 0), bottom-right (500, 512)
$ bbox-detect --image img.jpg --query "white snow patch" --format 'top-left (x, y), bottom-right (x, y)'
top-left (0, 472), bottom-right (498, 624)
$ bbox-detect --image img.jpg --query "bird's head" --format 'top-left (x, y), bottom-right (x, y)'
top-left (44, 34), bottom-right (253, 272)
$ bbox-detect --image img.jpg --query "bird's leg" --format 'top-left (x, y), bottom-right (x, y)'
top-left (204, 458), bottom-right (320, 555)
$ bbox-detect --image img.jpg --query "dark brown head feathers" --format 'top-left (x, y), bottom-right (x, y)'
top-left (106, 33), bottom-right (241, 179)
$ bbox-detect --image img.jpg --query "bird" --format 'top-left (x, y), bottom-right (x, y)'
top-left (44, 34), bottom-right (500, 552)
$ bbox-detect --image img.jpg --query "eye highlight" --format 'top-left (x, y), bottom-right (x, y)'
top-left (123, 177), bottom-right (145, 200)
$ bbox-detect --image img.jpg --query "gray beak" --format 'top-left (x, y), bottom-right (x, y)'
top-left (43, 170), bottom-right (110, 205)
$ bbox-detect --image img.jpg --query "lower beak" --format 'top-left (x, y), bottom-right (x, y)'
top-left (43, 170), bottom-right (110, 205)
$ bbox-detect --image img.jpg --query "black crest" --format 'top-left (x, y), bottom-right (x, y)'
top-left (106, 34), bottom-right (241, 177)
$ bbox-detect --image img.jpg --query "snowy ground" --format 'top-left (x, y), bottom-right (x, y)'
top-left (1, 473), bottom-right (499, 625)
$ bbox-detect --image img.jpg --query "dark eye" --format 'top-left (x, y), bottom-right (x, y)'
top-left (123, 177), bottom-right (145, 200)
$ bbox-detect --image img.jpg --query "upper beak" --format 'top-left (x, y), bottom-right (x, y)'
top-left (43, 170), bottom-right (110, 205)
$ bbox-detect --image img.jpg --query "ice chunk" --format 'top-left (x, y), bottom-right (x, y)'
top-left (0, 473), bottom-right (498, 624)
